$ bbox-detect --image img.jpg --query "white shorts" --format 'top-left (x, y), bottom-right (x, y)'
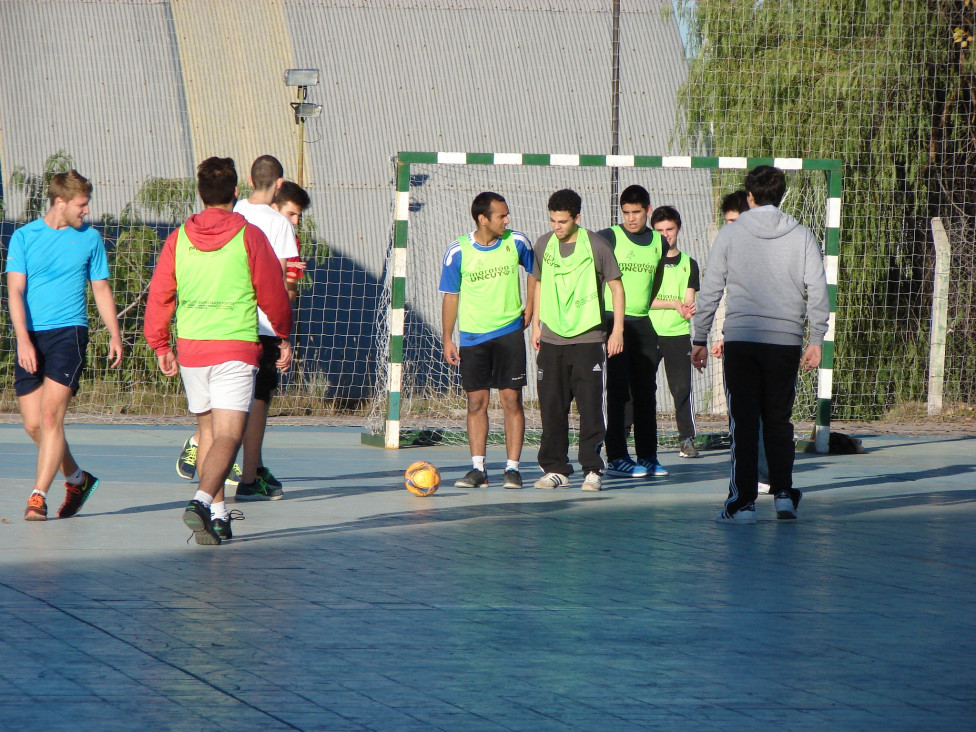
top-left (180, 361), bottom-right (258, 414)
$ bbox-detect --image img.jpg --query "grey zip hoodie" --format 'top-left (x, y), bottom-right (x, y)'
top-left (693, 205), bottom-right (829, 347)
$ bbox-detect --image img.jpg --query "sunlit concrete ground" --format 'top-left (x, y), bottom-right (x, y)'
top-left (0, 424), bottom-right (973, 731)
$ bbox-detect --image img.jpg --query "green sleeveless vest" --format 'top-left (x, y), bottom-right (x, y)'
top-left (604, 225), bottom-right (662, 317)
top-left (649, 251), bottom-right (692, 336)
top-left (539, 228), bottom-right (602, 338)
top-left (457, 231), bottom-right (523, 333)
top-left (174, 225), bottom-right (258, 342)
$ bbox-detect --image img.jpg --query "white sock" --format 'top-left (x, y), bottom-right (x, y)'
top-left (31, 489), bottom-right (47, 498)
top-left (472, 456), bottom-right (486, 472)
top-left (189, 436), bottom-right (198, 447)
top-left (65, 468), bottom-right (84, 485)
top-left (193, 490), bottom-right (213, 506)
top-left (506, 460), bottom-right (519, 472)
top-left (210, 501), bottom-right (228, 520)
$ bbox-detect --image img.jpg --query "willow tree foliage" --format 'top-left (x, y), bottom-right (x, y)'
top-left (675, 0), bottom-right (974, 418)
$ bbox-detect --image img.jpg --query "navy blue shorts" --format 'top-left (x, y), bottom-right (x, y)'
top-left (14, 325), bottom-right (89, 396)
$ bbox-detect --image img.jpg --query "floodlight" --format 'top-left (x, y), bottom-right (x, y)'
top-left (284, 68), bottom-right (320, 87)
top-left (291, 102), bottom-right (323, 120)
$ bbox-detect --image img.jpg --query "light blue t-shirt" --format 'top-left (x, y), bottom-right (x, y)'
top-left (5, 218), bottom-right (110, 331)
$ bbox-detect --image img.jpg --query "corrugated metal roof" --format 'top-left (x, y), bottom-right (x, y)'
top-left (0, 0), bottom-right (195, 218)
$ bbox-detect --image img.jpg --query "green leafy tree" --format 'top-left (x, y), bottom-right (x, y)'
top-left (674, 0), bottom-right (969, 418)
top-left (8, 150), bottom-right (74, 222)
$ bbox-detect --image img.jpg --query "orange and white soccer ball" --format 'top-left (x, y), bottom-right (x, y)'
top-left (404, 460), bottom-right (440, 496)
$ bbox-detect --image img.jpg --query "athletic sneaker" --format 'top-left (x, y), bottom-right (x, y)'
top-left (24, 493), bottom-right (47, 521)
top-left (212, 509), bottom-right (245, 541)
top-left (679, 438), bottom-right (700, 459)
top-left (581, 472), bottom-right (602, 492)
top-left (715, 503), bottom-right (757, 524)
top-left (605, 457), bottom-right (650, 478)
top-left (225, 463), bottom-right (243, 486)
top-left (636, 457), bottom-right (670, 477)
top-left (502, 470), bottom-right (523, 489)
top-left (236, 476), bottom-right (284, 501)
top-left (183, 499), bottom-right (221, 545)
top-left (455, 469), bottom-right (488, 488)
top-left (58, 471), bottom-right (99, 518)
top-left (257, 466), bottom-right (282, 489)
top-left (775, 489), bottom-right (802, 520)
top-left (176, 437), bottom-right (197, 480)
top-left (533, 472), bottom-right (570, 489)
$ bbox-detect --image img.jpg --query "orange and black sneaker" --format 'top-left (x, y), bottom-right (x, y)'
top-left (24, 492), bottom-right (48, 521)
top-left (58, 471), bottom-right (99, 518)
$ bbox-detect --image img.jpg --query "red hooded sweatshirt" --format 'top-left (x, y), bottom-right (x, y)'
top-left (144, 207), bottom-right (293, 367)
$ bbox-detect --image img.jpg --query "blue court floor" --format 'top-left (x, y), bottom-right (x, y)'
top-left (0, 423), bottom-right (974, 731)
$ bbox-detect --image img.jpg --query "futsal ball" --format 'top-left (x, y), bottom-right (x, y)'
top-left (404, 460), bottom-right (440, 496)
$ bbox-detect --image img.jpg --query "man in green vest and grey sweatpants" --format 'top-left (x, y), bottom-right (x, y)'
top-left (531, 189), bottom-right (625, 492)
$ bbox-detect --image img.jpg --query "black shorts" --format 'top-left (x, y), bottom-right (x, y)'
top-left (459, 328), bottom-right (527, 391)
top-left (14, 325), bottom-right (89, 397)
top-left (253, 336), bottom-right (281, 402)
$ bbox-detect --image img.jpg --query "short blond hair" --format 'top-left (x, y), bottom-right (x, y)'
top-left (48, 170), bottom-right (92, 206)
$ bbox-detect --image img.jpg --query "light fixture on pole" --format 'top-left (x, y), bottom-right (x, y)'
top-left (284, 68), bottom-right (321, 186)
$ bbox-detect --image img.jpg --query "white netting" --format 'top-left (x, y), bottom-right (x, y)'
top-left (366, 160), bottom-right (829, 445)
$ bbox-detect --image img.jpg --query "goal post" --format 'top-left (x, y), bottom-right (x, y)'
top-left (363, 151), bottom-right (841, 453)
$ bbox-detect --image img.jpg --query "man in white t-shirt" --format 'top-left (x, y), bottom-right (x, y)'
top-left (175, 155), bottom-right (298, 505)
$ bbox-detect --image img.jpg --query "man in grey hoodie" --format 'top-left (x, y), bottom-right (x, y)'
top-left (691, 166), bottom-right (829, 523)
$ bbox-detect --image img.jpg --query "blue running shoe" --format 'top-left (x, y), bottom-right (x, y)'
top-left (636, 457), bottom-right (669, 477)
top-left (605, 457), bottom-right (650, 478)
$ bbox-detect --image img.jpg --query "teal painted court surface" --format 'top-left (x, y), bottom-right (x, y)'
top-left (0, 424), bottom-right (973, 731)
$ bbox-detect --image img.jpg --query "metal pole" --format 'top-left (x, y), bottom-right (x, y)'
top-left (928, 217), bottom-right (951, 416)
top-left (609, 0), bottom-right (621, 225)
top-left (297, 118), bottom-right (305, 187)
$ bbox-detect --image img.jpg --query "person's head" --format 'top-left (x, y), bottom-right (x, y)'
top-left (619, 184), bottom-right (651, 234)
top-left (197, 157), bottom-right (238, 207)
top-left (249, 155), bottom-right (284, 192)
top-left (471, 192), bottom-right (510, 239)
top-left (744, 165), bottom-right (786, 207)
top-left (650, 205), bottom-right (682, 249)
top-left (272, 180), bottom-right (311, 227)
top-left (47, 170), bottom-right (93, 229)
top-left (721, 189), bottom-right (749, 224)
top-left (548, 189), bottom-right (582, 242)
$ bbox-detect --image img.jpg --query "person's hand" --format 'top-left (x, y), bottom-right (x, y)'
top-left (276, 340), bottom-right (294, 372)
top-left (691, 344), bottom-right (708, 373)
top-left (607, 329), bottom-right (624, 357)
top-left (443, 339), bottom-right (461, 366)
top-left (801, 344), bottom-right (822, 372)
top-left (531, 325), bottom-right (541, 351)
top-left (710, 340), bottom-right (724, 359)
top-left (17, 337), bottom-right (37, 374)
top-left (157, 351), bottom-right (178, 377)
top-left (107, 335), bottom-right (124, 368)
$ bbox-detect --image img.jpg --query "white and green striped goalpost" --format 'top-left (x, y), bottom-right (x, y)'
top-left (364, 152), bottom-right (841, 453)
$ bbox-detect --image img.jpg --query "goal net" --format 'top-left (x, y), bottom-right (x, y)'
top-left (364, 152), bottom-right (840, 450)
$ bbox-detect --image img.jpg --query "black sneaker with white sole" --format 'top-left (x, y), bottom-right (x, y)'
top-left (455, 469), bottom-right (488, 488)
top-left (212, 509), bottom-right (245, 540)
top-left (502, 470), bottom-right (523, 489)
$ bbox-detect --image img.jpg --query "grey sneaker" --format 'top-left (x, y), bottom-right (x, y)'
top-left (455, 469), bottom-right (488, 488)
top-left (502, 470), bottom-right (523, 489)
top-left (176, 437), bottom-right (197, 480)
top-left (715, 503), bottom-right (757, 524)
top-left (533, 472), bottom-right (570, 489)
top-left (679, 438), bottom-right (700, 459)
top-left (225, 463), bottom-right (243, 487)
top-left (775, 489), bottom-right (801, 520)
top-left (581, 472), bottom-right (602, 491)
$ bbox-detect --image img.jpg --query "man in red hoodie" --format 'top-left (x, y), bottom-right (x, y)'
top-left (144, 157), bottom-right (293, 545)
